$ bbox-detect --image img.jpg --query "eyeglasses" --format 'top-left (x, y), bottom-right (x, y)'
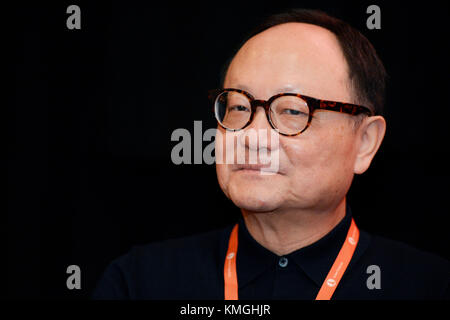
top-left (208, 88), bottom-right (374, 136)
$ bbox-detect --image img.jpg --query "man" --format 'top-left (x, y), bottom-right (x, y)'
top-left (92, 9), bottom-right (449, 299)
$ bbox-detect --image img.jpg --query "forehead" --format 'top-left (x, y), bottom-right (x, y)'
top-left (225, 23), bottom-right (352, 102)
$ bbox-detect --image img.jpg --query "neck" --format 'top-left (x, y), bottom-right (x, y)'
top-left (241, 198), bottom-right (347, 256)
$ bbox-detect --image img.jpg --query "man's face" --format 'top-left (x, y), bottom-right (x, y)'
top-left (216, 23), bottom-right (362, 213)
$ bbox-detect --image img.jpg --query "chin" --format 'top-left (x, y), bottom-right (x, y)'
top-left (227, 181), bottom-right (284, 212)
top-left (232, 197), bottom-right (281, 212)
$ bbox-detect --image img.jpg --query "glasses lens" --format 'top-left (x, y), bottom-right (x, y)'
top-left (270, 95), bottom-right (309, 135)
top-left (215, 91), bottom-right (251, 130)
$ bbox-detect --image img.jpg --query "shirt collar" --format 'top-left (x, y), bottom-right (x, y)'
top-left (235, 204), bottom-right (353, 289)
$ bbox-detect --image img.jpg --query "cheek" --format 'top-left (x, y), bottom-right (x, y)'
top-left (216, 163), bottom-right (230, 197)
top-left (215, 127), bottom-right (243, 198)
top-left (281, 125), bottom-right (355, 185)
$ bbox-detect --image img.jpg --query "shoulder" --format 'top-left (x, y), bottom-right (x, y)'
top-left (359, 230), bottom-right (450, 298)
top-left (366, 232), bottom-right (449, 272)
top-left (91, 225), bottom-right (232, 299)
top-left (123, 226), bottom-right (229, 272)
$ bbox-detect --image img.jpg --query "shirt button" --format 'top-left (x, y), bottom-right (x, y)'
top-left (278, 257), bottom-right (288, 268)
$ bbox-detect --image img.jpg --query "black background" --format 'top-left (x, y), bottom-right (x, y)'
top-left (10, 1), bottom-right (450, 299)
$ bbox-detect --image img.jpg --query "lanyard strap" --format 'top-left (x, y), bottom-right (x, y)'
top-left (224, 218), bottom-right (359, 300)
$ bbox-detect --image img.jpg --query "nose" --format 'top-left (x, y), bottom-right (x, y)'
top-left (238, 106), bottom-right (279, 153)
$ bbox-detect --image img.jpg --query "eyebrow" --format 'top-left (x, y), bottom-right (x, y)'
top-left (232, 84), bottom-right (303, 95)
top-left (231, 84), bottom-right (252, 92)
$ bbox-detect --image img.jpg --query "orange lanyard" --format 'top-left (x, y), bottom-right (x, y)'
top-left (224, 218), bottom-right (359, 300)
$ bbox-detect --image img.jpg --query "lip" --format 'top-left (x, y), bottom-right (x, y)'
top-left (234, 163), bottom-right (283, 175)
top-left (235, 164), bottom-right (269, 171)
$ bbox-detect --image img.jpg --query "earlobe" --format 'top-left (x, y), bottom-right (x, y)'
top-left (353, 116), bottom-right (386, 174)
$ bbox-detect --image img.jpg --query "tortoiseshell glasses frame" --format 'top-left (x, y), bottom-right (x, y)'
top-left (208, 88), bottom-right (375, 136)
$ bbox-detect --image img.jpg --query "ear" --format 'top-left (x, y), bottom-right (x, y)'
top-left (353, 116), bottom-right (386, 174)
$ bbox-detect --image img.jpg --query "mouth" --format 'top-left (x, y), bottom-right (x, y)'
top-left (234, 164), bottom-right (282, 175)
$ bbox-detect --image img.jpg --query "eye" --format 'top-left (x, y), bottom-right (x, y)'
top-left (282, 108), bottom-right (307, 116)
top-left (229, 105), bottom-right (250, 112)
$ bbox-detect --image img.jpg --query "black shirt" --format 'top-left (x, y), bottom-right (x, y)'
top-left (92, 206), bottom-right (450, 299)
